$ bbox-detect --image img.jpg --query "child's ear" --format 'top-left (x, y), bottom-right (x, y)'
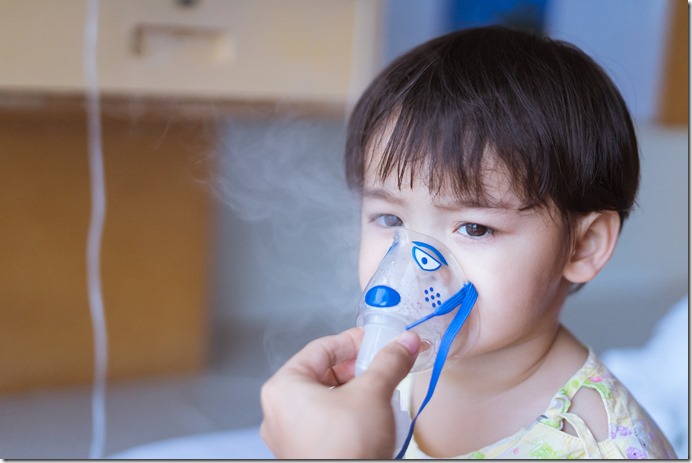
top-left (562, 211), bottom-right (621, 284)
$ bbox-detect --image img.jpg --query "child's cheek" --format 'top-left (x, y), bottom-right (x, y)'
top-left (357, 243), bottom-right (382, 290)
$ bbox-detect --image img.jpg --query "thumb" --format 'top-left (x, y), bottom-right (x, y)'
top-left (357, 331), bottom-right (421, 400)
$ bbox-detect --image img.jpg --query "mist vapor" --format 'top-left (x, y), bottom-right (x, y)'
top-left (211, 113), bottom-right (361, 369)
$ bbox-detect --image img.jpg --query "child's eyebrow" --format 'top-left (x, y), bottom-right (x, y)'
top-left (361, 188), bottom-right (404, 205)
top-left (433, 197), bottom-right (518, 212)
top-left (362, 187), bottom-right (519, 212)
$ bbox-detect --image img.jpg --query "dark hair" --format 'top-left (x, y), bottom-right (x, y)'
top-left (345, 26), bottom-right (639, 239)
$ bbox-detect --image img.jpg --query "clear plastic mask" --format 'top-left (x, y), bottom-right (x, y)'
top-left (355, 228), bottom-right (479, 374)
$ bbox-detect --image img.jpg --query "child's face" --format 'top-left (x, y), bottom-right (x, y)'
top-left (357, 152), bottom-right (573, 358)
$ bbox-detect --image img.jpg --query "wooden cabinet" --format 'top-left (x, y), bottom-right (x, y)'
top-left (0, 0), bottom-right (381, 392)
top-left (658, 0), bottom-right (688, 125)
top-left (0, 0), bottom-right (382, 105)
top-left (0, 99), bottom-right (217, 392)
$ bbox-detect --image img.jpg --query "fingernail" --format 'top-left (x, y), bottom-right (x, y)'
top-left (397, 331), bottom-right (420, 356)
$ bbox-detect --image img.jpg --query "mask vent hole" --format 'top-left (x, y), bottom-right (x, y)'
top-left (420, 339), bottom-right (433, 353)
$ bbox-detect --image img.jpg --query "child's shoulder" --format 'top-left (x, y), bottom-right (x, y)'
top-left (538, 349), bottom-right (677, 459)
top-left (399, 349), bottom-right (677, 459)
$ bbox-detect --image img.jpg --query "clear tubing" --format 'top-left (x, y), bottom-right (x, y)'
top-left (84, 0), bottom-right (108, 458)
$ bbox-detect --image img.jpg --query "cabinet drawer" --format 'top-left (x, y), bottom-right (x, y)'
top-left (0, 0), bottom-right (381, 104)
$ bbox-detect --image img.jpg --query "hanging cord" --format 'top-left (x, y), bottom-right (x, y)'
top-left (84, 0), bottom-right (108, 458)
top-left (395, 282), bottom-right (478, 459)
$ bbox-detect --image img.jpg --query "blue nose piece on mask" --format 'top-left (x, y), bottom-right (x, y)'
top-left (364, 285), bottom-right (401, 308)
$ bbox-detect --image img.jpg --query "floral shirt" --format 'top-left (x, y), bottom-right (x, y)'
top-left (398, 349), bottom-right (676, 459)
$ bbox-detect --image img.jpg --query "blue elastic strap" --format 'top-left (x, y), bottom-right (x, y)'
top-left (395, 282), bottom-right (478, 459)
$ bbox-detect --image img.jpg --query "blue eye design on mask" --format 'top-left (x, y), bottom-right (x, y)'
top-left (411, 241), bottom-right (447, 271)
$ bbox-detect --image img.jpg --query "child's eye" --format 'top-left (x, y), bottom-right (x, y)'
top-left (372, 214), bottom-right (404, 228)
top-left (455, 223), bottom-right (493, 238)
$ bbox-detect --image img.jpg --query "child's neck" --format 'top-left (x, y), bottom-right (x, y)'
top-left (411, 325), bottom-right (588, 457)
top-left (445, 323), bottom-right (567, 393)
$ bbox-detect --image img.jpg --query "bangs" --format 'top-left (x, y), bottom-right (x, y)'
top-left (345, 28), bottom-right (560, 212)
top-left (366, 103), bottom-right (545, 211)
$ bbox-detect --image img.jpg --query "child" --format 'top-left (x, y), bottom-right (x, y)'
top-left (343, 26), bottom-right (676, 458)
top-left (260, 25), bottom-right (677, 460)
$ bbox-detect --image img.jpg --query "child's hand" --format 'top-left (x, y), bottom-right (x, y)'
top-left (259, 327), bottom-right (420, 459)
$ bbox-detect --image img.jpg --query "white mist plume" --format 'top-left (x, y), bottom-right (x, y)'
top-left (211, 113), bottom-right (361, 369)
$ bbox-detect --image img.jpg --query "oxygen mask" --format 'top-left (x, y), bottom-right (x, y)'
top-left (355, 228), bottom-right (479, 375)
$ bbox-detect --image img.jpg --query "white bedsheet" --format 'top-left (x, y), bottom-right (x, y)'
top-left (601, 295), bottom-right (688, 459)
top-left (110, 426), bottom-right (274, 459)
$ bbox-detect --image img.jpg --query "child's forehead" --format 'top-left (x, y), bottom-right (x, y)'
top-left (363, 145), bottom-right (523, 210)
top-left (359, 109), bottom-right (554, 213)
